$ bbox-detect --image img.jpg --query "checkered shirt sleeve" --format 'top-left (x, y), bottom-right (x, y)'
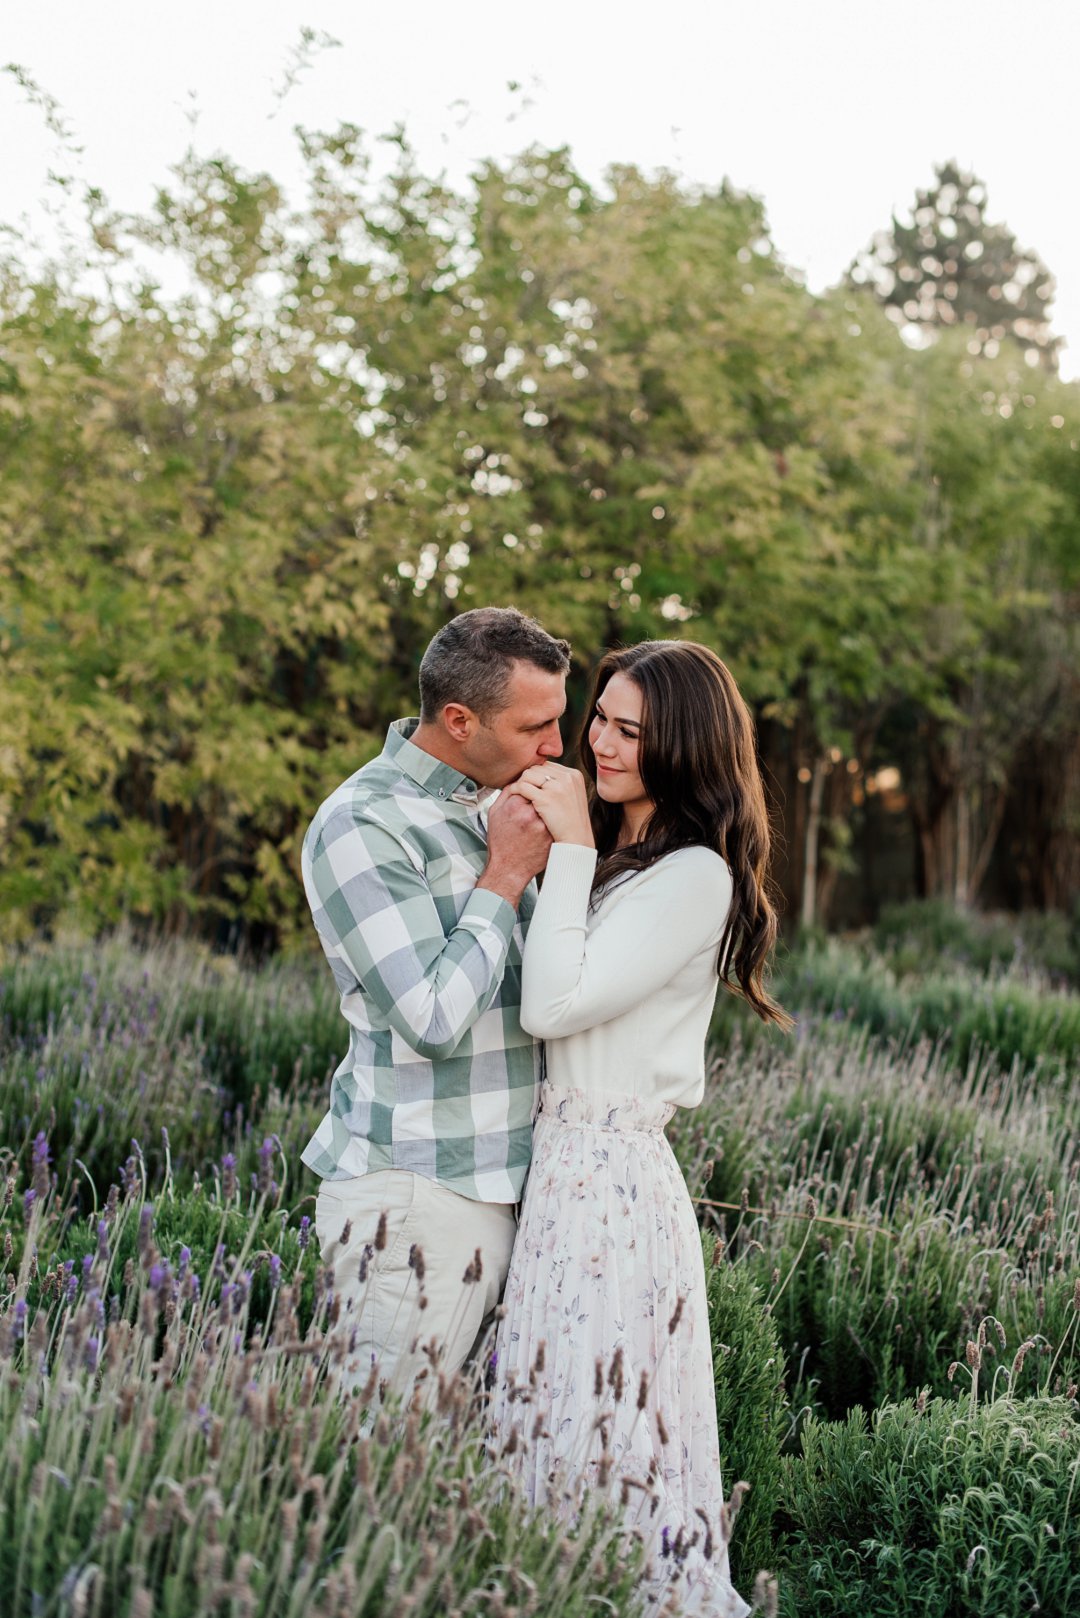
top-left (303, 807), bottom-right (517, 1059)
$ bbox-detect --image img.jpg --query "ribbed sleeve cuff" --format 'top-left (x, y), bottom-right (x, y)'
top-left (540, 843), bottom-right (598, 916)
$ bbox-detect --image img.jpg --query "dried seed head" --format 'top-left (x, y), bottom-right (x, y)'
top-left (751, 1571), bottom-right (779, 1618)
top-left (637, 1372), bottom-right (649, 1411)
top-left (408, 1244), bottom-right (426, 1282)
top-left (594, 1357), bottom-right (605, 1399)
top-left (374, 1212), bottom-right (388, 1252)
top-left (668, 1297), bottom-right (685, 1336)
top-left (656, 1409), bottom-right (670, 1446)
top-left (1011, 1339), bottom-right (1036, 1381)
top-left (711, 1238), bottom-right (725, 1267)
top-left (726, 1480), bottom-right (751, 1526)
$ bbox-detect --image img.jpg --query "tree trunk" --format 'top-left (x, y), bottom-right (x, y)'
top-left (801, 758), bottom-right (827, 930)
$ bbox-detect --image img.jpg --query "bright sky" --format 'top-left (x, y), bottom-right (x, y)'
top-left (4, 0), bottom-right (1079, 378)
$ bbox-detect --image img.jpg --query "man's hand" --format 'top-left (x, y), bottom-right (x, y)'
top-left (502, 762), bottom-right (594, 847)
top-left (477, 790), bottom-right (553, 909)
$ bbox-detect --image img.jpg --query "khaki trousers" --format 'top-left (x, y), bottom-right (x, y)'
top-left (314, 1169), bottom-right (517, 1402)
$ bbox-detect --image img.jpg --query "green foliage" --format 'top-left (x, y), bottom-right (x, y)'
top-left (776, 936), bottom-right (1080, 1080)
top-left (850, 159), bottom-right (1060, 368)
top-left (873, 897), bottom-right (1080, 986)
top-left (779, 1394), bottom-right (1080, 1617)
top-left (1, 129), bottom-right (1077, 940)
top-left (705, 1244), bottom-right (788, 1588)
top-left (0, 1194), bottom-right (647, 1618)
top-left (2, 933), bottom-right (1079, 1612)
top-left (0, 934), bottom-right (339, 1194)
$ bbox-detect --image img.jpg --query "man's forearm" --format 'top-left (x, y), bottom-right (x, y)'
top-left (476, 860), bottom-right (531, 910)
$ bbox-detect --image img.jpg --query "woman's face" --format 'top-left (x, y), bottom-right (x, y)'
top-left (588, 672), bottom-right (651, 818)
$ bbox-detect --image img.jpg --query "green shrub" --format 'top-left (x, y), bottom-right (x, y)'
top-left (775, 938), bottom-right (1080, 1081)
top-left (706, 1242), bottom-right (788, 1588)
top-left (2, 1164), bottom-right (650, 1618)
top-left (873, 897), bottom-right (1080, 987)
top-left (779, 1393), bottom-right (1080, 1617)
top-left (0, 936), bottom-right (335, 1195)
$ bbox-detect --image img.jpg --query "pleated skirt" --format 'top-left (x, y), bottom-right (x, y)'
top-left (489, 1084), bottom-right (749, 1617)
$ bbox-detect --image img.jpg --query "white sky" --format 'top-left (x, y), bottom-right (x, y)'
top-left (3, 0), bottom-right (1079, 378)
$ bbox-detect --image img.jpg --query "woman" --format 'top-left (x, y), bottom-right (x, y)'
top-left (489, 641), bottom-right (790, 1617)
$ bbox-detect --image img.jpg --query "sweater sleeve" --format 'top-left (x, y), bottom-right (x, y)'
top-left (520, 844), bottom-right (733, 1039)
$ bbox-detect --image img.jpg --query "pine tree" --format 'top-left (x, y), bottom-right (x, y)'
top-left (849, 161), bottom-right (1059, 371)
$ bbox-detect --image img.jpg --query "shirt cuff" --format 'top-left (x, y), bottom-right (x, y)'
top-left (458, 883), bottom-right (518, 945)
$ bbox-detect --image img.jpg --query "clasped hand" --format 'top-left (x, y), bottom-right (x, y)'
top-left (503, 763), bottom-right (594, 847)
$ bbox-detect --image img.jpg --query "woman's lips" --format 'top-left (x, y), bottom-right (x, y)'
top-left (596, 765), bottom-right (621, 775)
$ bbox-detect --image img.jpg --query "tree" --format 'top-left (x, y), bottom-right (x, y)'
top-left (849, 161), bottom-right (1060, 372)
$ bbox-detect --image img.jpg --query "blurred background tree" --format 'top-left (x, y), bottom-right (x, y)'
top-left (849, 160), bottom-right (1060, 371)
top-left (0, 131), bottom-right (1076, 946)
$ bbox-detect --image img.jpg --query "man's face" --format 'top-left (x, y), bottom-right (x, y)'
top-left (464, 661), bottom-right (567, 789)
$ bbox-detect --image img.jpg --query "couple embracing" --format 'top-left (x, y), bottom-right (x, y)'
top-left (301, 607), bottom-right (788, 1616)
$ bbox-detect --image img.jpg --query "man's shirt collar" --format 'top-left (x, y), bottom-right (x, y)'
top-left (385, 718), bottom-right (496, 808)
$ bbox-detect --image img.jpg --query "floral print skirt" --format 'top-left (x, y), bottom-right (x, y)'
top-left (490, 1083), bottom-right (749, 1618)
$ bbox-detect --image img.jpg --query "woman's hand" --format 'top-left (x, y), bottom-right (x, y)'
top-left (503, 763), bottom-right (594, 847)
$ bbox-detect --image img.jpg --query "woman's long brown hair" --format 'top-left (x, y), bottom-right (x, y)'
top-left (580, 641), bottom-right (792, 1030)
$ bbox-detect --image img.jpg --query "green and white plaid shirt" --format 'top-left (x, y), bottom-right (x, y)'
top-left (300, 718), bottom-right (540, 1203)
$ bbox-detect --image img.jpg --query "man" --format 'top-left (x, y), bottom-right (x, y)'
top-left (301, 606), bottom-right (570, 1398)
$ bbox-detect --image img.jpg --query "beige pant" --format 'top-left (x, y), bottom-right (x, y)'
top-left (314, 1169), bottom-right (517, 1402)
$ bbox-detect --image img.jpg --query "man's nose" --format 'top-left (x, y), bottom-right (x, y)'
top-left (538, 728), bottom-right (563, 758)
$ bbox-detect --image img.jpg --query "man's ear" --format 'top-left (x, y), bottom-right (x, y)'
top-left (441, 702), bottom-right (477, 742)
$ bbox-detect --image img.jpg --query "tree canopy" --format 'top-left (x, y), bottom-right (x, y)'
top-left (1, 133), bottom-right (1077, 942)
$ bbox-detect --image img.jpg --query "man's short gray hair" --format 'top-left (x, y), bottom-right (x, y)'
top-left (419, 607), bottom-right (571, 723)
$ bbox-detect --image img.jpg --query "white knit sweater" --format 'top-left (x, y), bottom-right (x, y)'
top-left (520, 841), bottom-right (734, 1108)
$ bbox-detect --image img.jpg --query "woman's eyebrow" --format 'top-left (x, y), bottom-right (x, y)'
top-left (595, 701), bottom-right (640, 729)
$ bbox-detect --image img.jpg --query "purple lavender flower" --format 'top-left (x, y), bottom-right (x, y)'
top-left (96, 1221), bottom-right (109, 1263)
top-left (178, 1246), bottom-right (191, 1279)
top-left (221, 1154), bottom-right (237, 1202)
top-left (138, 1204), bottom-right (154, 1261)
top-left (84, 1335), bottom-right (100, 1371)
top-left (12, 1298), bottom-right (27, 1340)
top-left (23, 1188), bottom-right (35, 1221)
top-left (257, 1138), bottom-right (274, 1196)
top-left (268, 1254), bottom-right (282, 1289)
top-left (82, 1254), bottom-right (94, 1281)
top-left (298, 1215), bottom-right (311, 1251)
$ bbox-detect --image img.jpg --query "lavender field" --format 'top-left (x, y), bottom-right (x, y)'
top-left (2, 917), bottom-right (1079, 1616)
